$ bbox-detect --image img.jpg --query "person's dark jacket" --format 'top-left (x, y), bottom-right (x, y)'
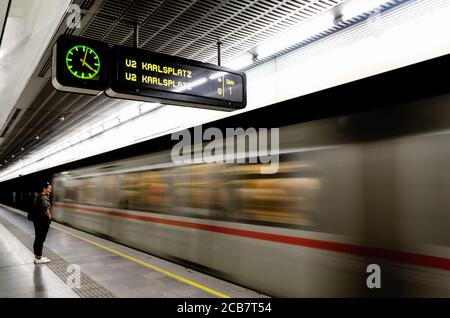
top-left (27, 194), bottom-right (50, 222)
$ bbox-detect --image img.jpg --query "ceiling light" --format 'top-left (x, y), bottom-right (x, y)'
top-left (35, 135), bottom-right (39, 140)
top-left (90, 125), bottom-right (103, 136)
top-left (103, 118), bottom-right (120, 130)
top-left (255, 11), bottom-right (335, 60)
top-left (80, 132), bottom-right (90, 141)
top-left (340, 0), bottom-right (388, 21)
top-left (224, 52), bottom-right (254, 70)
top-left (118, 108), bottom-right (140, 122)
top-left (59, 115), bottom-right (65, 121)
top-left (21, 147), bottom-right (24, 151)
top-left (140, 102), bottom-right (160, 113)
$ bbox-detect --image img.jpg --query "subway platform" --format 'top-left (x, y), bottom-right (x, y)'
top-left (0, 204), bottom-right (266, 298)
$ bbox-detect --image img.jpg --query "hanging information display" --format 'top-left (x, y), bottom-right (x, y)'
top-left (52, 36), bottom-right (246, 111)
top-left (105, 46), bottom-right (246, 111)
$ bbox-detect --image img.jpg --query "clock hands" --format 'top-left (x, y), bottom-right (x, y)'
top-left (82, 48), bottom-right (88, 66)
top-left (79, 59), bottom-right (96, 72)
top-left (67, 45), bottom-right (100, 79)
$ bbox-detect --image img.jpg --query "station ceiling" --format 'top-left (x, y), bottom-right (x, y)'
top-left (0, 0), bottom-right (350, 169)
top-left (84, 0), bottom-right (344, 63)
top-left (0, 0), bottom-right (345, 169)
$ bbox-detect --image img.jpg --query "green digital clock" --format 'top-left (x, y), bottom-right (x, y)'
top-left (53, 35), bottom-right (108, 94)
top-left (65, 45), bottom-right (101, 80)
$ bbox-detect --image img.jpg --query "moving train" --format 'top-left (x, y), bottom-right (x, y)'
top-left (9, 55), bottom-right (450, 297)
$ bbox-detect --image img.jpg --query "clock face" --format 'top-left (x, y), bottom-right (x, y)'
top-left (65, 45), bottom-right (101, 80)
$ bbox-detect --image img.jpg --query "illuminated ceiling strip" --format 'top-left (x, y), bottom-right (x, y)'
top-left (224, 0), bottom-right (404, 70)
top-left (340, 0), bottom-right (393, 21)
top-left (0, 102), bottom-right (161, 180)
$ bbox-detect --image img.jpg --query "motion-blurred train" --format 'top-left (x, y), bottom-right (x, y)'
top-left (10, 55), bottom-right (450, 297)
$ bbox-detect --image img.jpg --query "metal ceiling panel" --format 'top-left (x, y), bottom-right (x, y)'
top-left (81, 0), bottom-right (346, 64)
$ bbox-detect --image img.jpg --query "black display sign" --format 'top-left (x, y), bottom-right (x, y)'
top-left (52, 36), bottom-right (247, 111)
top-left (105, 46), bottom-right (246, 111)
top-left (52, 35), bottom-right (109, 95)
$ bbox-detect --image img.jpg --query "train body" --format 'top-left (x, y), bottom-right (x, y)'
top-left (52, 93), bottom-right (450, 297)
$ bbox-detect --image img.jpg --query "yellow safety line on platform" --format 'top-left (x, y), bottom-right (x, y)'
top-left (52, 225), bottom-right (231, 298)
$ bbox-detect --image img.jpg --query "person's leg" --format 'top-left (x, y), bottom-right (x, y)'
top-left (40, 220), bottom-right (50, 248)
top-left (33, 219), bottom-right (44, 258)
top-left (33, 219), bottom-right (49, 258)
top-left (33, 219), bottom-right (42, 258)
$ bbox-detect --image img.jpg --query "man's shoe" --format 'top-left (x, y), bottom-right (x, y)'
top-left (34, 257), bottom-right (50, 264)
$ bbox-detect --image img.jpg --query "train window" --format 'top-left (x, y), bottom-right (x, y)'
top-left (77, 177), bottom-right (97, 206)
top-left (169, 164), bottom-right (228, 218)
top-left (228, 161), bottom-right (319, 227)
top-left (62, 178), bottom-right (80, 203)
top-left (53, 178), bottom-right (63, 202)
top-left (98, 174), bottom-right (117, 208)
top-left (117, 172), bottom-right (147, 210)
top-left (141, 170), bottom-right (169, 212)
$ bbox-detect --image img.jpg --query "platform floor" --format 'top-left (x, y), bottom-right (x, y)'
top-left (0, 222), bottom-right (78, 298)
top-left (0, 204), bottom-right (266, 298)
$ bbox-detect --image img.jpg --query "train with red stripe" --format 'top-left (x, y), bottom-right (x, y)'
top-left (51, 103), bottom-right (450, 296)
top-left (7, 54), bottom-right (450, 296)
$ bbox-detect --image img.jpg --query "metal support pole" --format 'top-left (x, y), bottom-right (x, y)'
top-left (134, 22), bottom-right (140, 49)
top-left (217, 40), bottom-right (222, 66)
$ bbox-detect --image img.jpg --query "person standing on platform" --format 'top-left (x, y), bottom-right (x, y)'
top-left (33, 182), bottom-right (52, 264)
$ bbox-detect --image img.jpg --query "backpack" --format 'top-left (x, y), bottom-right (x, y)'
top-left (26, 206), bottom-right (34, 221)
top-left (27, 194), bottom-right (40, 221)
